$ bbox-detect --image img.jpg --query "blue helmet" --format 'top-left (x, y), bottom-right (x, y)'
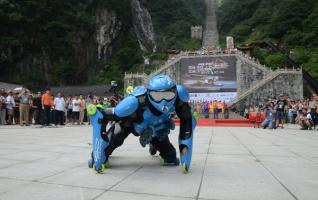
top-left (147, 75), bottom-right (177, 114)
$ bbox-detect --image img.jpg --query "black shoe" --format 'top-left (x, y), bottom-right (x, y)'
top-left (160, 157), bottom-right (180, 166)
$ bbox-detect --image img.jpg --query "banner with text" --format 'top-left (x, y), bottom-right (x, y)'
top-left (180, 56), bottom-right (237, 102)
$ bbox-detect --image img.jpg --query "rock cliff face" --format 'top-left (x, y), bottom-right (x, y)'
top-left (95, 0), bottom-right (155, 62)
top-left (130, 0), bottom-right (156, 53)
top-left (96, 9), bottom-right (122, 61)
top-left (1, 0), bottom-right (157, 86)
top-left (1, 0), bottom-right (206, 87)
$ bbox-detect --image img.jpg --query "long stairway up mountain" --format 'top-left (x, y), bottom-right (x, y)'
top-left (203, 0), bottom-right (220, 49)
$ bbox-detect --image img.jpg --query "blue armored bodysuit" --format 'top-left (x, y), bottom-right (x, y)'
top-left (88, 75), bottom-right (196, 174)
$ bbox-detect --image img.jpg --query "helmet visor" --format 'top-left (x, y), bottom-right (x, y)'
top-left (149, 91), bottom-right (176, 102)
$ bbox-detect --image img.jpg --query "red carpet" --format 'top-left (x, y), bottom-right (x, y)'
top-left (174, 118), bottom-right (254, 127)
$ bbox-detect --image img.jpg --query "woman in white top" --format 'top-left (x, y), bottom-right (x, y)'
top-left (6, 91), bottom-right (15, 125)
top-left (72, 96), bottom-right (81, 125)
top-left (54, 93), bottom-right (66, 125)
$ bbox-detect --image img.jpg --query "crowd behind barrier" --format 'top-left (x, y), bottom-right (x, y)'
top-left (1, 86), bottom-right (311, 131)
top-left (189, 100), bottom-right (229, 119)
top-left (0, 87), bottom-right (120, 127)
top-left (243, 94), bottom-right (317, 130)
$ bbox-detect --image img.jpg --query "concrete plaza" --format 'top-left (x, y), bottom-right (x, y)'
top-left (0, 125), bottom-right (317, 200)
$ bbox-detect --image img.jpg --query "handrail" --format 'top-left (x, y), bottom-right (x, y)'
top-left (229, 68), bottom-right (302, 106)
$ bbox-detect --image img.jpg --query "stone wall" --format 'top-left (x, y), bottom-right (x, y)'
top-left (235, 55), bottom-right (269, 95)
top-left (236, 73), bottom-right (303, 110)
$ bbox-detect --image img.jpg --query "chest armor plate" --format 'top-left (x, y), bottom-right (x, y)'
top-left (133, 108), bottom-right (175, 139)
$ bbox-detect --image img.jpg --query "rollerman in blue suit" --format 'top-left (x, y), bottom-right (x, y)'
top-left (87, 75), bottom-right (196, 174)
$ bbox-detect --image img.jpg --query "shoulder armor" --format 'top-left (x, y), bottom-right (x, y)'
top-left (115, 96), bottom-right (139, 117)
top-left (131, 86), bottom-right (147, 97)
top-left (177, 85), bottom-right (189, 102)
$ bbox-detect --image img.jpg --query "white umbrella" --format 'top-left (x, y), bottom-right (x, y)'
top-left (13, 87), bottom-right (30, 93)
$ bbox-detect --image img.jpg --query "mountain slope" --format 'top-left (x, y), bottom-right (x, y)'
top-left (217, 0), bottom-right (318, 80)
top-left (0, 0), bottom-right (205, 88)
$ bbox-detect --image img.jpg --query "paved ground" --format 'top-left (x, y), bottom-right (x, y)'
top-left (0, 125), bottom-right (317, 200)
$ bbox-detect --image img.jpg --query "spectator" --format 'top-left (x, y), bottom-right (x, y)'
top-left (13, 93), bottom-right (20, 124)
top-left (72, 96), bottom-right (80, 125)
top-left (208, 101), bottom-right (213, 117)
top-left (110, 94), bottom-right (120, 107)
top-left (6, 91), bottom-right (15, 125)
top-left (213, 100), bottom-right (218, 119)
top-left (223, 101), bottom-right (229, 119)
top-left (42, 88), bottom-right (52, 126)
top-left (66, 95), bottom-right (73, 123)
top-left (33, 92), bottom-right (42, 125)
top-left (309, 95), bottom-right (318, 129)
top-left (86, 95), bottom-right (93, 125)
top-left (276, 94), bottom-right (288, 128)
top-left (101, 97), bottom-right (110, 109)
top-left (296, 110), bottom-right (313, 130)
top-left (201, 101), bottom-right (209, 118)
top-left (54, 92), bottom-right (65, 126)
top-left (287, 101), bottom-right (296, 124)
top-left (50, 95), bottom-right (55, 125)
top-left (306, 110), bottom-right (314, 130)
top-left (262, 102), bottom-right (276, 129)
top-left (0, 90), bottom-right (6, 125)
top-left (79, 95), bottom-right (85, 125)
top-left (196, 102), bottom-right (201, 118)
top-left (28, 94), bottom-right (34, 125)
top-left (18, 88), bottom-right (30, 126)
top-left (217, 101), bottom-right (223, 118)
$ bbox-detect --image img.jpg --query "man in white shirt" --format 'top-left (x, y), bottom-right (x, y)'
top-left (54, 92), bottom-right (65, 126)
top-left (6, 91), bottom-right (15, 125)
top-left (72, 96), bottom-right (81, 125)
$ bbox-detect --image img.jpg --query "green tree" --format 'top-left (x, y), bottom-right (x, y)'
top-left (303, 50), bottom-right (318, 80)
top-left (251, 47), bottom-right (269, 64)
top-left (265, 53), bottom-right (287, 70)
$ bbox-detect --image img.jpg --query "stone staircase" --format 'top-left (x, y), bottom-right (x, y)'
top-left (125, 51), bottom-right (275, 86)
top-left (125, 52), bottom-right (302, 106)
top-left (229, 68), bottom-right (302, 106)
